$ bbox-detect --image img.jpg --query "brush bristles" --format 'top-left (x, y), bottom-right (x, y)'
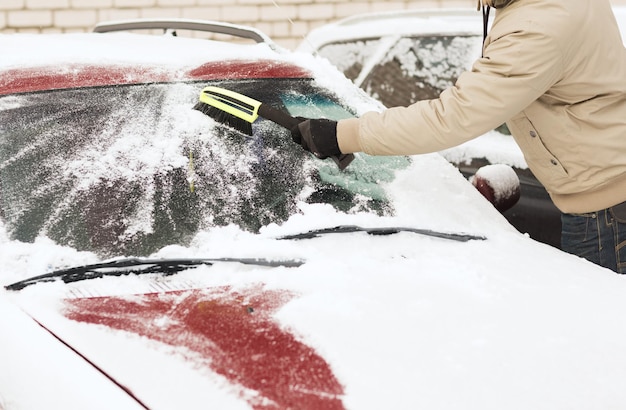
top-left (193, 101), bottom-right (253, 136)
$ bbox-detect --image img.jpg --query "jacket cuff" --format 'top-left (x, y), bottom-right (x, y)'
top-left (337, 118), bottom-right (362, 154)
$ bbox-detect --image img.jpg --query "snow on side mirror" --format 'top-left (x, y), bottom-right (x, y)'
top-left (469, 164), bottom-right (521, 213)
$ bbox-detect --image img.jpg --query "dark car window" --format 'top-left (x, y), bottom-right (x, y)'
top-left (361, 35), bottom-right (481, 106)
top-left (317, 35), bottom-right (481, 105)
top-left (0, 79), bottom-right (408, 257)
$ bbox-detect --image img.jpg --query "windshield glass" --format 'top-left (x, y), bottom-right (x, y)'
top-left (0, 79), bottom-right (409, 257)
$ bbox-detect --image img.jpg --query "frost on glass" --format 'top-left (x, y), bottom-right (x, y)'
top-left (317, 39), bottom-right (384, 82)
top-left (0, 79), bottom-right (399, 257)
top-left (361, 35), bottom-right (482, 107)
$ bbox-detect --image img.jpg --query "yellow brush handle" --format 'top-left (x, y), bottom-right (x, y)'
top-left (197, 86), bottom-right (354, 170)
top-left (198, 86), bottom-right (261, 124)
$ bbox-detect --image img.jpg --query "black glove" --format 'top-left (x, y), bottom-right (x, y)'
top-left (290, 118), bottom-right (341, 159)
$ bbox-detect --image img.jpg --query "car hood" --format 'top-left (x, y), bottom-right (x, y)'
top-left (5, 199), bottom-right (626, 409)
top-left (10, 280), bottom-right (344, 409)
top-left (4, 153), bottom-right (626, 409)
top-left (7, 251), bottom-right (626, 409)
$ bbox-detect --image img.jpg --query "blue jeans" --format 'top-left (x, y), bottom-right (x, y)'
top-left (561, 204), bottom-right (626, 273)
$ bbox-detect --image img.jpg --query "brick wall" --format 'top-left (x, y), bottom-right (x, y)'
top-left (1, 0), bottom-right (626, 49)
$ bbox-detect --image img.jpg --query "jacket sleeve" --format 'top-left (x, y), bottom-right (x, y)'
top-left (339, 26), bottom-right (565, 156)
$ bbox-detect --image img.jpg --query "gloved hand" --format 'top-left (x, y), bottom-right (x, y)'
top-left (290, 118), bottom-right (341, 159)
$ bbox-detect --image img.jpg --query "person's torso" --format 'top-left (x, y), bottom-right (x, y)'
top-left (491, 0), bottom-right (626, 212)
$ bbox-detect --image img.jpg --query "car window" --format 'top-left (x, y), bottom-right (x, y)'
top-left (316, 38), bottom-right (387, 82)
top-left (0, 79), bottom-right (409, 257)
top-left (361, 35), bottom-right (481, 106)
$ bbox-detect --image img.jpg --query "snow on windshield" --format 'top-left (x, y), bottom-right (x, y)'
top-left (0, 77), bottom-right (403, 258)
top-left (64, 83), bottom-right (194, 190)
top-left (0, 82), bottom-right (312, 256)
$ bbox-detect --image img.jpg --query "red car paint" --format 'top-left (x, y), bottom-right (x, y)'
top-left (64, 286), bottom-right (345, 410)
top-left (0, 60), bottom-right (313, 96)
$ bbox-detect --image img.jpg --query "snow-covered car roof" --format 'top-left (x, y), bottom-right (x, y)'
top-left (2, 22), bottom-right (626, 410)
top-left (2, 18), bottom-right (280, 68)
top-left (298, 8), bottom-right (483, 54)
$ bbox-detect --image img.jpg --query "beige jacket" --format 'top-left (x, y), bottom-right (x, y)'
top-left (338, 0), bottom-right (626, 213)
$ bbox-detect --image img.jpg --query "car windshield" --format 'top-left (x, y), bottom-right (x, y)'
top-left (0, 78), bottom-right (409, 257)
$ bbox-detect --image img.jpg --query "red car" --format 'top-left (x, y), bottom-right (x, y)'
top-left (2, 18), bottom-right (626, 410)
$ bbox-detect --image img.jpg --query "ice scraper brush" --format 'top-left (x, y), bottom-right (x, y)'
top-left (193, 86), bottom-right (354, 170)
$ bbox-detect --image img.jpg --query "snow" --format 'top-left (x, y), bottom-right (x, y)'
top-left (0, 32), bottom-right (274, 70)
top-left (440, 129), bottom-right (527, 169)
top-left (470, 163), bottom-right (520, 203)
top-left (0, 294), bottom-right (145, 410)
top-left (4, 154), bottom-right (626, 409)
top-left (2, 29), bottom-right (626, 410)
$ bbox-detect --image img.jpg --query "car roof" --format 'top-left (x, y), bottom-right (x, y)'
top-left (0, 19), bottom-right (315, 95)
top-left (298, 8), bottom-right (484, 53)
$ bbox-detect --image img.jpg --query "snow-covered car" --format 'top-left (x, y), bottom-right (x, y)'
top-left (2, 18), bottom-right (626, 410)
top-left (297, 8), bottom-right (568, 248)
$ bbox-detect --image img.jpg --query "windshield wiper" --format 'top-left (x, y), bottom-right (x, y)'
top-left (5, 257), bottom-right (304, 291)
top-left (6, 227), bottom-right (483, 291)
top-left (277, 225), bottom-right (486, 242)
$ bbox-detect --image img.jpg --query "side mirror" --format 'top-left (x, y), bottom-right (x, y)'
top-left (470, 164), bottom-right (521, 213)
